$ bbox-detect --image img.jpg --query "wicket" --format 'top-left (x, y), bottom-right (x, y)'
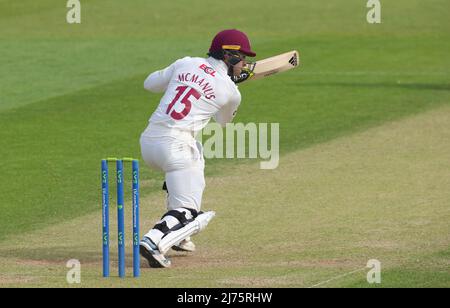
top-left (101, 157), bottom-right (140, 278)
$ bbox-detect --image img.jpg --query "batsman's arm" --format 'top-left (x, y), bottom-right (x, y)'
top-left (144, 65), bottom-right (174, 93)
top-left (214, 91), bottom-right (241, 127)
top-left (144, 57), bottom-right (187, 93)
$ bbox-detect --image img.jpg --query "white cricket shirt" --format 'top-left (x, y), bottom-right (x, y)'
top-left (142, 57), bottom-right (241, 139)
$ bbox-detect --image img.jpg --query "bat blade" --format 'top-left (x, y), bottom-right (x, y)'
top-left (249, 50), bottom-right (300, 80)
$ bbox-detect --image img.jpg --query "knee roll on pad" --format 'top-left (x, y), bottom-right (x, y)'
top-left (153, 207), bottom-right (198, 239)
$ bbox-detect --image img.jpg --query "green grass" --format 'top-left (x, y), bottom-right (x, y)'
top-left (345, 269), bottom-right (450, 288)
top-left (1, 105), bottom-right (449, 287)
top-left (0, 0), bottom-right (449, 287)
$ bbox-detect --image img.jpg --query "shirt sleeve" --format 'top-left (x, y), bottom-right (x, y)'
top-left (214, 90), bottom-right (241, 127)
top-left (144, 59), bottom-right (181, 93)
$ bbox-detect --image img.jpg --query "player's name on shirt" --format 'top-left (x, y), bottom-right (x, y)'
top-left (177, 72), bottom-right (216, 100)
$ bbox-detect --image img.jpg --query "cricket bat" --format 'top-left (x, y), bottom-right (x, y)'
top-left (248, 50), bottom-right (300, 80)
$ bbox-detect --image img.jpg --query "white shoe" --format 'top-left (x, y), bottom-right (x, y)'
top-left (172, 237), bottom-right (196, 252)
top-left (140, 237), bottom-right (171, 268)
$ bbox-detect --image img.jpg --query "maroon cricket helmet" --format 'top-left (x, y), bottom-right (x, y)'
top-left (209, 29), bottom-right (256, 57)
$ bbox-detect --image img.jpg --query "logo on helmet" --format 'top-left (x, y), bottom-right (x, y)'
top-left (199, 64), bottom-right (216, 77)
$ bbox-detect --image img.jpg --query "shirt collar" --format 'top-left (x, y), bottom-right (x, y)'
top-left (206, 57), bottom-right (228, 75)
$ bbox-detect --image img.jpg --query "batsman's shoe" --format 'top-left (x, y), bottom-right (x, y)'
top-left (172, 237), bottom-right (196, 252)
top-left (139, 237), bottom-right (171, 268)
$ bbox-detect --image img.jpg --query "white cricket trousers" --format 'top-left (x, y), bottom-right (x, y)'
top-left (140, 135), bottom-right (205, 212)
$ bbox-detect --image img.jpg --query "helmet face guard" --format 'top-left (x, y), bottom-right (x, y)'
top-left (208, 48), bottom-right (254, 70)
top-left (222, 49), bottom-right (255, 82)
top-left (245, 61), bottom-right (256, 73)
top-left (223, 49), bottom-right (246, 66)
top-left (223, 49), bottom-right (255, 68)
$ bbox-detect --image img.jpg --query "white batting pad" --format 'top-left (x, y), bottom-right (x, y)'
top-left (158, 211), bottom-right (215, 254)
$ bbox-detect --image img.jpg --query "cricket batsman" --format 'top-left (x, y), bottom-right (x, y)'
top-left (139, 29), bottom-right (256, 267)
